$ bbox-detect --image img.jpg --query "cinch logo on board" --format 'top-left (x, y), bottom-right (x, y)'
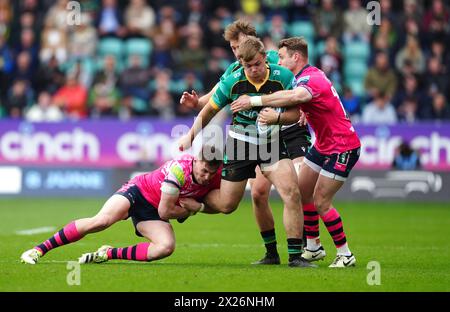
top-left (360, 132), bottom-right (450, 167)
top-left (0, 128), bottom-right (100, 162)
top-left (116, 132), bottom-right (176, 163)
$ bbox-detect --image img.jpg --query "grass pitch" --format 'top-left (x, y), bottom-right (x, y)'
top-left (0, 198), bottom-right (449, 292)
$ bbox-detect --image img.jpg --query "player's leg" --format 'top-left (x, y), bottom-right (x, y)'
top-left (299, 148), bottom-right (327, 262)
top-left (202, 179), bottom-right (248, 214)
top-left (314, 148), bottom-right (360, 268)
top-left (250, 168), bottom-right (280, 265)
top-left (262, 159), bottom-right (315, 268)
top-left (80, 220), bottom-right (175, 263)
top-left (104, 220), bottom-right (175, 262)
top-left (21, 194), bottom-right (130, 264)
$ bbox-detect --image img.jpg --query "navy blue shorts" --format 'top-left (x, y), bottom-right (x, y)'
top-left (304, 146), bottom-right (360, 181)
top-left (281, 124), bottom-right (311, 160)
top-left (115, 183), bottom-right (168, 237)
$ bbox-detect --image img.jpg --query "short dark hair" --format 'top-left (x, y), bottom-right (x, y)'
top-left (278, 37), bottom-right (309, 59)
top-left (197, 145), bottom-right (223, 169)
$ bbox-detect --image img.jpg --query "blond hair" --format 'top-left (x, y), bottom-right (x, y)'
top-left (278, 37), bottom-right (309, 59)
top-left (237, 36), bottom-right (266, 63)
top-left (223, 20), bottom-right (257, 42)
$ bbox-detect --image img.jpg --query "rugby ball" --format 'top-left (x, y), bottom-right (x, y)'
top-left (256, 107), bottom-right (283, 139)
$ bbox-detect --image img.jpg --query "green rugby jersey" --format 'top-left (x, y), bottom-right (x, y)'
top-left (220, 50), bottom-right (279, 82)
top-left (209, 63), bottom-right (294, 144)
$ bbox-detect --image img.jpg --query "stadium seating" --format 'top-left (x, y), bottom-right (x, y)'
top-left (289, 21), bottom-right (315, 41)
top-left (343, 41), bottom-right (370, 60)
top-left (124, 39), bottom-right (153, 68)
top-left (97, 37), bottom-right (124, 60)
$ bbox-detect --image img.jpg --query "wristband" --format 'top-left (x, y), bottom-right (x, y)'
top-left (250, 96), bottom-right (263, 107)
top-left (199, 203), bottom-right (205, 212)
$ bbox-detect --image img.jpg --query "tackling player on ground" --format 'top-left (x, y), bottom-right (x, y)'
top-left (231, 37), bottom-right (361, 268)
top-left (20, 146), bottom-right (222, 265)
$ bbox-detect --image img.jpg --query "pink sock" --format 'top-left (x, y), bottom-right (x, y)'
top-left (303, 203), bottom-right (320, 239)
top-left (321, 208), bottom-right (347, 248)
top-left (107, 242), bottom-right (150, 261)
top-left (35, 221), bottom-right (82, 255)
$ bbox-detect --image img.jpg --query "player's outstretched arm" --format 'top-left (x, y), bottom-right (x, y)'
top-left (178, 103), bottom-right (219, 151)
top-left (180, 85), bottom-right (218, 110)
top-left (258, 107), bottom-right (301, 125)
top-left (230, 87), bottom-right (313, 113)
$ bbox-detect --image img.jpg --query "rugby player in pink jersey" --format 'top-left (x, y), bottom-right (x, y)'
top-left (20, 146), bottom-right (222, 265)
top-left (231, 37), bottom-right (361, 268)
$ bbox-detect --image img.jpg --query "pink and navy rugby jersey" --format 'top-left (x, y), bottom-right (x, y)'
top-left (294, 65), bottom-right (361, 154)
top-left (130, 154), bottom-right (221, 208)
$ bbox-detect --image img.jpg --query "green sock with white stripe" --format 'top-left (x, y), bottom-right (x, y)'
top-left (287, 238), bottom-right (304, 261)
top-left (261, 229), bottom-right (278, 256)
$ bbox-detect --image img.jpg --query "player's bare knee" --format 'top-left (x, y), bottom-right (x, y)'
top-left (158, 242), bottom-right (175, 258)
top-left (251, 187), bottom-right (269, 205)
top-left (222, 203), bottom-right (238, 214)
top-left (91, 215), bottom-right (112, 230)
top-left (280, 185), bottom-right (301, 206)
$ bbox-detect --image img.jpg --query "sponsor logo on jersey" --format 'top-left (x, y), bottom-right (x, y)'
top-left (170, 164), bottom-right (185, 186)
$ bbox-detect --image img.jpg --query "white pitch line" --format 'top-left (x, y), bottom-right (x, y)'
top-left (15, 226), bottom-right (56, 236)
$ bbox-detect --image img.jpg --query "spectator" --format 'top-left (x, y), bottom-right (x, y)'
top-left (423, 0), bottom-right (449, 39)
top-left (399, 0), bottom-right (424, 27)
top-left (392, 141), bottom-right (421, 170)
top-left (204, 17), bottom-right (228, 50)
top-left (33, 55), bottom-right (65, 95)
top-left (397, 96), bottom-right (419, 123)
top-left (96, 0), bottom-right (126, 38)
top-left (424, 56), bottom-right (448, 97)
top-left (5, 79), bottom-right (33, 118)
top-left (395, 35), bottom-right (426, 75)
top-left (341, 86), bottom-right (361, 119)
top-left (150, 33), bottom-right (175, 69)
top-left (150, 88), bottom-right (176, 120)
top-left (288, 0), bottom-right (314, 22)
top-left (420, 92), bottom-right (450, 121)
top-left (119, 54), bottom-right (151, 102)
top-left (393, 74), bottom-right (428, 113)
top-left (124, 0), bottom-right (156, 38)
top-left (261, 0), bottom-right (290, 21)
top-left (92, 54), bottom-right (119, 88)
top-left (39, 23), bottom-right (68, 64)
top-left (53, 72), bottom-right (88, 119)
top-left (0, 34), bottom-right (14, 97)
top-left (0, 0), bottom-right (12, 39)
top-left (174, 35), bottom-right (207, 73)
top-left (365, 51), bottom-right (398, 100)
top-left (372, 17), bottom-right (398, 53)
top-left (202, 58), bottom-right (222, 94)
top-left (68, 13), bottom-right (97, 59)
top-left (89, 80), bottom-right (120, 118)
top-left (150, 7), bottom-right (179, 49)
top-left (264, 14), bottom-right (288, 44)
top-left (16, 28), bottom-right (39, 69)
top-left (12, 51), bottom-right (34, 83)
top-left (44, 0), bottom-right (70, 30)
top-left (317, 36), bottom-right (342, 90)
top-left (25, 90), bottom-right (64, 122)
top-left (343, 0), bottom-right (372, 43)
top-left (362, 93), bottom-right (398, 125)
top-left (313, 0), bottom-right (343, 41)
top-left (180, 0), bottom-right (208, 29)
